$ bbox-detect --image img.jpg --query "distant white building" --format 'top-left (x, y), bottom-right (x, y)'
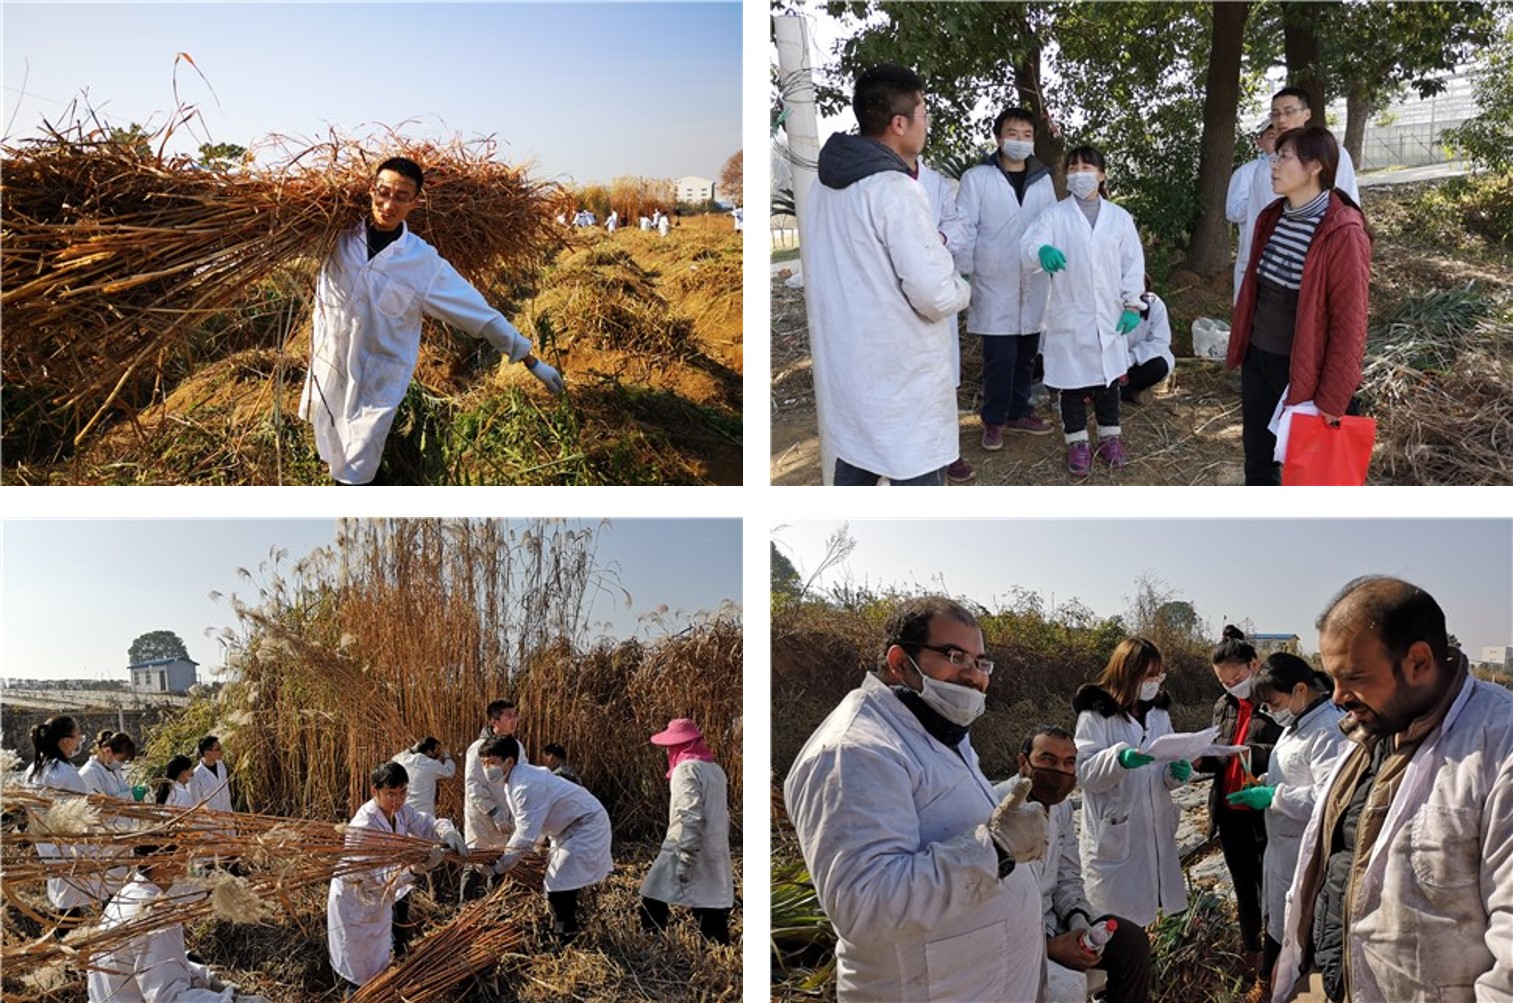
top-left (1250, 632), bottom-right (1302, 658)
top-left (129, 656), bottom-right (198, 694)
top-left (675, 175), bottom-right (714, 204)
top-left (1481, 645), bottom-right (1513, 670)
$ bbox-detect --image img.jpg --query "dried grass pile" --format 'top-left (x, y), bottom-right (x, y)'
top-left (1359, 282), bottom-right (1513, 485)
top-left (2, 121), bottom-right (571, 462)
top-left (525, 244), bottom-right (694, 357)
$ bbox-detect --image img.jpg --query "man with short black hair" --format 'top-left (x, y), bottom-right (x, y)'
top-left (301, 156), bottom-right (565, 485)
top-left (541, 743), bottom-right (582, 785)
top-left (460, 699), bottom-right (526, 901)
top-left (1272, 576), bottom-right (1513, 1001)
top-left (784, 596), bottom-right (1048, 1000)
top-left (807, 65), bottom-right (971, 486)
top-left (1006, 725), bottom-right (1152, 1003)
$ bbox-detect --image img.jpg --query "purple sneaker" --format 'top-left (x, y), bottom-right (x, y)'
top-left (1097, 436), bottom-right (1129, 469)
top-left (981, 423), bottom-right (1005, 451)
top-left (946, 457), bottom-right (976, 484)
top-left (1004, 415), bottom-right (1054, 436)
top-left (1066, 441), bottom-right (1092, 478)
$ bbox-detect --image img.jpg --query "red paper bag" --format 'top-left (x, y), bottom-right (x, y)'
top-left (1282, 414), bottom-right (1376, 486)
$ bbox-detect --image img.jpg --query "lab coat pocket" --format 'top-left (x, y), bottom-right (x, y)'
top-left (377, 279), bottom-right (418, 321)
top-left (923, 921), bottom-right (1009, 1002)
top-left (1409, 805), bottom-right (1480, 889)
top-left (1094, 810), bottom-right (1132, 864)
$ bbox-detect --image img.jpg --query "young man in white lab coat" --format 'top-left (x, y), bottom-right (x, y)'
top-left (460, 699), bottom-right (527, 902)
top-left (1227, 123), bottom-right (1277, 305)
top-left (484, 736), bottom-right (613, 944)
top-left (806, 64), bottom-right (971, 486)
top-left (299, 157), bottom-right (565, 485)
top-left (784, 597), bottom-right (1050, 1001)
top-left (327, 761), bottom-right (465, 994)
top-left (88, 846), bottom-right (271, 1003)
top-left (390, 736), bottom-right (455, 818)
top-left (957, 108), bottom-right (1059, 449)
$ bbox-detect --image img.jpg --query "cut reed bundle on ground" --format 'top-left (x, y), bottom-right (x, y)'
top-left (523, 245), bottom-right (693, 357)
top-left (2, 121), bottom-right (571, 461)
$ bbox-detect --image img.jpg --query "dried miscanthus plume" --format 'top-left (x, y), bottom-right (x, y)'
top-left (202, 870), bottom-right (276, 924)
top-left (1, 748), bottom-right (23, 776)
top-left (32, 796), bottom-right (102, 836)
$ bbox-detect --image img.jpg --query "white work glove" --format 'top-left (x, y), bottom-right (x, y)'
top-left (987, 776), bottom-right (1047, 863)
top-left (492, 852), bottom-right (519, 877)
top-left (413, 845), bottom-right (445, 874)
top-left (526, 359), bottom-right (565, 394)
top-left (444, 830), bottom-right (468, 856)
top-left (1067, 912), bottom-right (1092, 933)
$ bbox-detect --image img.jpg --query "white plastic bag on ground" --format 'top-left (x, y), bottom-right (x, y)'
top-left (1191, 317), bottom-right (1231, 360)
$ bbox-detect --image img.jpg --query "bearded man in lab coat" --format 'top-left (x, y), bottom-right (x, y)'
top-left (806, 64), bottom-right (971, 486)
top-left (300, 157), bottom-right (565, 485)
top-left (784, 596), bottom-right (1050, 1002)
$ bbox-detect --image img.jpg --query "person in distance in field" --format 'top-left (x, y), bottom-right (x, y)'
top-left (300, 156), bottom-right (565, 485)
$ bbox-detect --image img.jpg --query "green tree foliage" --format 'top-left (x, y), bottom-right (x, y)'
top-left (1445, 16), bottom-right (1513, 173)
top-left (128, 629), bottom-right (190, 664)
top-left (108, 123), bottom-right (153, 158)
top-left (772, 542), bottom-right (802, 599)
top-left (196, 141), bottom-right (247, 169)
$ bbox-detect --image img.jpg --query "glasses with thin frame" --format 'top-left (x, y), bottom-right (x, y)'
top-left (372, 184), bottom-right (418, 206)
top-left (912, 642), bottom-right (994, 676)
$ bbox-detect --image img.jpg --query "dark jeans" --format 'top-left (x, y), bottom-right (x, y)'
top-left (639, 895), bottom-right (732, 945)
top-left (1122, 356), bottom-right (1170, 400)
top-left (392, 894), bottom-right (415, 958)
top-left (978, 332), bottom-right (1040, 425)
top-left (1217, 806), bottom-right (1269, 952)
top-left (1057, 383), bottom-right (1121, 437)
top-left (1241, 345), bottom-right (1291, 486)
top-left (547, 888), bottom-right (581, 937)
top-left (459, 865), bottom-right (496, 904)
top-left (1091, 911), bottom-right (1153, 1003)
top-left (834, 457), bottom-right (946, 486)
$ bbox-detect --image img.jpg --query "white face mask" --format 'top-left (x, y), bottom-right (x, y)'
top-left (1139, 676), bottom-right (1163, 702)
top-left (906, 655), bottom-right (986, 727)
top-left (1268, 706), bottom-right (1295, 727)
top-left (1001, 138), bottom-right (1035, 161)
top-left (1066, 171), bottom-right (1100, 200)
top-left (1226, 675), bottom-right (1254, 700)
top-left (483, 764), bottom-right (504, 782)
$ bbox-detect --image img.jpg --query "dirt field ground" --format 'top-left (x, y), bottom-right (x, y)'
top-left (771, 179), bottom-right (1512, 486)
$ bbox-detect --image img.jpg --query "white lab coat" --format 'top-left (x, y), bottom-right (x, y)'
top-left (1022, 197), bottom-right (1145, 390)
top-left (166, 782), bottom-right (196, 809)
top-left (390, 748), bottom-right (455, 818)
top-left (87, 875), bottom-right (227, 1003)
top-left (1260, 698), bottom-right (1348, 944)
top-left (957, 158), bottom-right (1058, 336)
top-left (1273, 674), bottom-right (1513, 1003)
top-left (25, 759), bottom-right (101, 908)
top-left (607, 211), bottom-right (618, 232)
top-left (785, 673), bottom-right (1048, 1003)
top-left (1232, 146), bottom-right (1358, 304)
top-left (326, 799), bottom-right (456, 987)
top-left (657, 216), bottom-right (671, 237)
top-left (495, 762), bottom-right (613, 892)
top-left (1127, 293), bottom-right (1175, 374)
top-left (639, 758), bottom-right (734, 909)
top-left (807, 170), bottom-right (971, 481)
top-left (462, 734), bottom-right (523, 850)
top-left (299, 222), bottom-right (533, 484)
top-left (918, 162), bottom-right (971, 383)
top-left (1074, 697), bottom-right (1188, 925)
top-left (80, 758), bottom-right (132, 800)
top-left (189, 760), bottom-right (234, 814)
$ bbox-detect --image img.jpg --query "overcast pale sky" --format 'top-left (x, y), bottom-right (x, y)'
top-left (774, 519), bottom-right (1513, 654)
top-left (3, 2), bottom-right (740, 183)
top-left (1, 518), bottom-right (740, 682)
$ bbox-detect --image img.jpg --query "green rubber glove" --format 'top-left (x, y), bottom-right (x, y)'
top-left (1226, 785), bottom-right (1275, 810)
top-left (1117, 308), bottom-right (1141, 335)
top-left (1117, 748), bottom-right (1154, 769)
top-left (1038, 244), bottom-right (1067, 273)
top-left (1169, 759), bottom-right (1193, 782)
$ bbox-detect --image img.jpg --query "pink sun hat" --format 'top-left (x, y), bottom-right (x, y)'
top-left (650, 718), bottom-right (703, 746)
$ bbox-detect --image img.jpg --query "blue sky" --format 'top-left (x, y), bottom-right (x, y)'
top-left (2, 2), bottom-right (740, 183)
top-left (1, 518), bottom-right (740, 682)
top-left (773, 519), bottom-right (1513, 655)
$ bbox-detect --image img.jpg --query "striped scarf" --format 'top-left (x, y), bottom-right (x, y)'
top-left (1256, 189), bottom-right (1330, 291)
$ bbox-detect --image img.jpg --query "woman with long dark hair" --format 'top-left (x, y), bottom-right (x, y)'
top-left (1227, 125), bottom-right (1371, 485)
top-left (23, 715), bottom-right (95, 927)
top-left (1072, 637), bottom-right (1190, 925)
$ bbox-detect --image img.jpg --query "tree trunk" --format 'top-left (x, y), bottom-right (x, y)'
top-left (1344, 79), bottom-right (1369, 170)
top-left (1184, 1), bottom-right (1251, 277)
top-left (1282, 1), bottom-right (1327, 110)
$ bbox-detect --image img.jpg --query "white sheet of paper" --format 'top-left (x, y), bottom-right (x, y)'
top-left (1142, 725), bottom-right (1247, 762)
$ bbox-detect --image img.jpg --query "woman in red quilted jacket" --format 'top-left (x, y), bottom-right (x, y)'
top-left (1227, 126), bottom-right (1371, 486)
